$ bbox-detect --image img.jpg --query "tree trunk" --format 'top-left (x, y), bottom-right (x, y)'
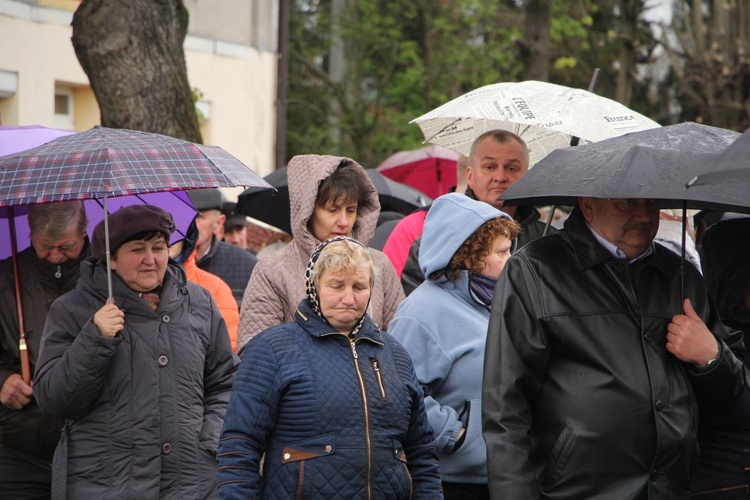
top-left (614, 0), bottom-right (640, 105)
top-left (72, 0), bottom-right (202, 143)
top-left (522, 0), bottom-right (550, 81)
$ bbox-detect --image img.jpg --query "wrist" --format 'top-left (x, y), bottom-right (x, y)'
top-left (703, 339), bottom-right (720, 367)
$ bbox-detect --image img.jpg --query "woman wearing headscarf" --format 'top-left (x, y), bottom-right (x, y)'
top-left (388, 193), bottom-right (520, 499)
top-left (218, 237), bottom-right (443, 498)
top-left (236, 155), bottom-right (405, 353)
top-left (34, 204), bottom-right (238, 499)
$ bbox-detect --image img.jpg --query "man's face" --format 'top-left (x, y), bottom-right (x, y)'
top-left (467, 137), bottom-right (529, 209)
top-left (194, 209), bottom-right (224, 248)
top-left (224, 225), bottom-right (248, 250)
top-left (31, 226), bottom-right (86, 264)
top-left (579, 197), bottom-right (660, 260)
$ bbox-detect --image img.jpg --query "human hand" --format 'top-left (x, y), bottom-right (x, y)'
top-left (666, 298), bottom-right (719, 366)
top-left (94, 301), bottom-right (125, 338)
top-left (0, 373), bottom-right (33, 410)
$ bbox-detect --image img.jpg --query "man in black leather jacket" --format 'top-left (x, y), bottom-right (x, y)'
top-left (482, 197), bottom-right (746, 499)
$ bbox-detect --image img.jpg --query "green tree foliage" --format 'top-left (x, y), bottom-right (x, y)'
top-left (286, 0), bottom-right (663, 167)
top-left (288, 0), bottom-right (527, 166)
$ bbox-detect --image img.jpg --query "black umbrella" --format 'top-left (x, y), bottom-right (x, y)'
top-left (237, 166), bottom-right (431, 234)
top-left (498, 122), bottom-right (747, 307)
top-left (500, 122), bottom-right (742, 211)
top-left (688, 127), bottom-right (750, 192)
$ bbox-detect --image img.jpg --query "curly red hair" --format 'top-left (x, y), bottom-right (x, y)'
top-left (430, 217), bottom-right (521, 281)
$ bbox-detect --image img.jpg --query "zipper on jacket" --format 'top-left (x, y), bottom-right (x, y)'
top-left (350, 339), bottom-right (373, 500)
top-left (370, 358), bottom-right (387, 400)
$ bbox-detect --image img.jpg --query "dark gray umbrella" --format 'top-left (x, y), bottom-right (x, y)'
top-left (498, 122), bottom-right (747, 308)
top-left (237, 166), bottom-right (431, 234)
top-left (500, 122), bottom-right (742, 211)
top-left (688, 127), bottom-right (750, 192)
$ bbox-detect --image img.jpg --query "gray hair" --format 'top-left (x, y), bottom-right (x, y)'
top-left (310, 239), bottom-right (375, 290)
top-left (469, 129), bottom-right (530, 164)
top-left (28, 201), bottom-right (88, 240)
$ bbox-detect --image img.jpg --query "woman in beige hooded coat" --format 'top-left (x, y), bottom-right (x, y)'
top-left (237, 155), bottom-right (405, 353)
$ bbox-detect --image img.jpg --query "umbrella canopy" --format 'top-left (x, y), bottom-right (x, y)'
top-left (0, 191), bottom-right (197, 261)
top-left (0, 125), bottom-right (75, 156)
top-left (411, 80), bottom-right (661, 166)
top-left (376, 144), bottom-right (461, 198)
top-left (688, 127), bottom-right (750, 189)
top-left (237, 166), bottom-right (431, 234)
top-left (0, 125), bottom-right (271, 302)
top-left (499, 122), bottom-right (742, 211)
top-left (0, 125), bottom-right (269, 206)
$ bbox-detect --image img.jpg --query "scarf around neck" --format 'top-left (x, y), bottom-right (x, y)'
top-left (470, 272), bottom-right (498, 308)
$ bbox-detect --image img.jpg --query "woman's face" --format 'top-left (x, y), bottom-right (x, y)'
top-left (477, 234), bottom-right (513, 279)
top-left (111, 235), bottom-right (169, 293)
top-left (318, 265), bottom-right (371, 333)
top-left (309, 197), bottom-right (358, 241)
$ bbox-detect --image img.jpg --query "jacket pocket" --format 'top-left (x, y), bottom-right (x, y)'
top-left (538, 425), bottom-right (576, 491)
top-left (370, 358), bottom-right (388, 401)
top-left (454, 400), bottom-right (471, 452)
top-left (279, 433), bottom-right (336, 498)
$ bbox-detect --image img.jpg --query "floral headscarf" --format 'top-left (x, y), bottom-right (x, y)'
top-left (305, 236), bottom-right (371, 337)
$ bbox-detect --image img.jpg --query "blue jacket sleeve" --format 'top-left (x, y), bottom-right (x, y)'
top-left (392, 342), bottom-right (443, 497)
top-left (217, 337), bottom-right (281, 498)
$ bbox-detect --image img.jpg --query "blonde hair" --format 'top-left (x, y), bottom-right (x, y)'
top-left (310, 239), bottom-right (375, 289)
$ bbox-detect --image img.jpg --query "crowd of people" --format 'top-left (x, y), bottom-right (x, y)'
top-left (0, 129), bottom-right (748, 499)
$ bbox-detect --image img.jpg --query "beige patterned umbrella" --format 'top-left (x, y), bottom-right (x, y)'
top-left (411, 80), bottom-right (661, 166)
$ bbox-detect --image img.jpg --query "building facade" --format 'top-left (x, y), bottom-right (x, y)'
top-left (0, 0), bottom-right (278, 175)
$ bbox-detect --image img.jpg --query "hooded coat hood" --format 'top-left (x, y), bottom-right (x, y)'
top-left (288, 154), bottom-right (381, 252)
top-left (236, 155), bottom-right (405, 351)
top-left (419, 193), bottom-right (515, 277)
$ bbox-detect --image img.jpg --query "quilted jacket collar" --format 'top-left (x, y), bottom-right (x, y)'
top-left (294, 299), bottom-right (384, 345)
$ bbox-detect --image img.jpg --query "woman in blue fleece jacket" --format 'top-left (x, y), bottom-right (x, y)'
top-left (388, 193), bottom-right (520, 499)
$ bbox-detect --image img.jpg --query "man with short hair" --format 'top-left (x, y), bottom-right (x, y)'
top-left (188, 189), bottom-right (258, 308)
top-left (482, 196), bottom-right (746, 499)
top-left (400, 130), bottom-right (548, 294)
top-left (0, 201), bottom-right (89, 498)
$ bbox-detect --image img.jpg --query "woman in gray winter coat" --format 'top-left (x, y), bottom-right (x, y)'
top-left (34, 204), bottom-right (238, 499)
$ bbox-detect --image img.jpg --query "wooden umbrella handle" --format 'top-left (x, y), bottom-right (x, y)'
top-left (19, 338), bottom-right (31, 385)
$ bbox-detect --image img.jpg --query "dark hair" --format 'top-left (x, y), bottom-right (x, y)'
top-left (430, 217), bottom-right (521, 281)
top-left (111, 230), bottom-right (168, 259)
top-left (316, 160), bottom-right (372, 210)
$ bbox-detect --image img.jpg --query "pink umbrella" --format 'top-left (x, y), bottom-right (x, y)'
top-left (376, 144), bottom-right (460, 199)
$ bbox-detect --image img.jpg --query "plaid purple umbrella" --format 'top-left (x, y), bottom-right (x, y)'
top-left (0, 125), bottom-right (272, 303)
top-left (0, 125), bottom-right (270, 206)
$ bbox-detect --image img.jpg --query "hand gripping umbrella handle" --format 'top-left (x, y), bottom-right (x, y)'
top-left (7, 207), bottom-right (32, 384)
top-left (19, 339), bottom-right (31, 385)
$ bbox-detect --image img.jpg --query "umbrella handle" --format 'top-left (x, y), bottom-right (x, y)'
top-left (19, 339), bottom-right (30, 385)
top-left (7, 207), bottom-right (31, 384)
top-left (103, 196), bottom-right (114, 303)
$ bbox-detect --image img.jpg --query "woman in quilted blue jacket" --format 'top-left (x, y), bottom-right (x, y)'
top-left (218, 237), bottom-right (443, 498)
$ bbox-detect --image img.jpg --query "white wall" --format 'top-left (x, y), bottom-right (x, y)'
top-left (0, 0), bottom-right (278, 178)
